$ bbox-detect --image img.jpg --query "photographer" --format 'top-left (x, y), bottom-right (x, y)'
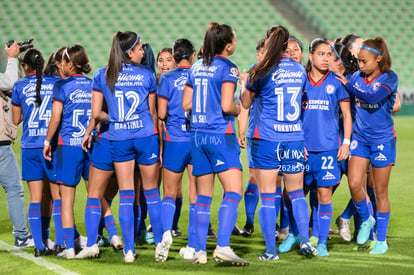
top-left (0, 41), bottom-right (33, 248)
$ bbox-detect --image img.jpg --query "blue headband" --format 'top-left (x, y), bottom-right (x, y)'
top-left (124, 36), bottom-right (140, 53)
top-left (360, 45), bottom-right (382, 55)
top-left (331, 44), bottom-right (345, 66)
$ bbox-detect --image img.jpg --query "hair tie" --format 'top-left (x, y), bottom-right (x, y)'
top-left (331, 44), bottom-right (345, 66)
top-left (124, 35), bottom-right (140, 53)
top-left (360, 45), bottom-right (382, 55)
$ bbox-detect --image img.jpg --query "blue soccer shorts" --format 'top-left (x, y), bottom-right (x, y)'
top-left (89, 136), bottom-right (114, 171)
top-left (350, 138), bottom-right (396, 168)
top-left (21, 148), bottom-right (56, 182)
top-left (163, 140), bottom-right (192, 173)
top-left (110, 134), bottom-right (159, 165)
top-left (56, 145), bottom-right (89, 186)
top-left (305, 150), bottom-right (341, 187)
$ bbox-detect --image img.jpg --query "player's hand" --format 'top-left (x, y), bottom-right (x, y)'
top-left (304, 147), bottom-right (309, 162)
top-left (238, 132), bottom-right (246, 149)
top-left (43, 145), bottom-right (52, 161)
top-left (335, 74), bottom-right (349, 86)
top-left (81, 133), bottom-right (92, 152)
top-left (337, 143), bottom-right (349, 161)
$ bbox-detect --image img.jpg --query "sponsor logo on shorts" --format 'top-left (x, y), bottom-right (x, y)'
top-left (215, 159), bottom-right (225, 166)
top-left (377, 144), bottom-right (384, 151)
top-left (322, 171), bottom-right (336, 180)
top-left (350, 140), bottom-right (358, 150)
top-left (375, 153), bottom-right (387, 161)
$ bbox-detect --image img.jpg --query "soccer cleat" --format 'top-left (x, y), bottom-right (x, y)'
top-left (75, 244), bottom-right (100, 259)
top-left (278, 233), bottom-right (300, 253)
top-left (190, 250), bottom-right (207, 264)
top-left (309, 236), bottom-right (319, 247)
top-left (257, 251), bottom-right (279, 261)
top-left (370, 241), bottom-right (388, 255)
top-left (353, 240), bottom-right (376, 251)
top-left (171, 229), bottom-right (183, 237)
top-left (110, 235), bottom-right (124, 251)
top-left (123, 250), bottom-right (136, 263)
top-left (74, 235), bottom-right (87, 249)
top-left (44, 239), bottom-right (55, 250)
top-left (97, 235), bottom-right (111, 247)
top-left (316, 243), bottom-right (329, 257)
top-left (357, 216), bottom-right (376, 245)
top-left (179, 246), bottom-right (196, 260)
top-left (300, 242), bottom-right (319, 257)
top-left (14, 235), bottom-right (34, 248)
top-left (155, 231), bottom-right (173, 262)
top-left (53, 244), bottom-right (65, 256)
top-left (207, 225), bottom-right (217, 239)
top-left (241, 223), bottom-right (254, 237)
top-left (57, 248), bottom-right (76, 259)
top-left (34, 247), bottom-right (53, 257)
top-left (277, 227), bottom-right (289, 241)
top-left (232, 225), bottom-right (242, 235)
top-left (336, 216), bottom-right (352, 242)
top-left (213, 246), bottom-right (249, 266)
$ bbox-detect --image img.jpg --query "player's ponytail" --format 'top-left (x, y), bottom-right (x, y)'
top-left (332, 43), bottom-right (359, 76)
top-left (173, 38), bottom-right (195, 63)
top-left (20, 49), bottom-right (44, 105)
top-left (248, 25), bottom-right (289, 85)
top-left (202, 22), bottom-right (234, 66)
top-left (63, 45), bottom-right (91, 76)
top-left (107, 31), bottom-right (139, 92)
top-left (305, 38), bottom-right (330, 72)
top-left (362, 37), bottom-right (392, 72)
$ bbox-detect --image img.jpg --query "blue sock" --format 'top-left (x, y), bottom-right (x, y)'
top-left (353, 198), bottom-right (370, 222)
top-left (275, 186), bottom-right (282, 219)
top-left (280, 197), bottom-right (290, 229)
top-left (188, 203), bottom-right (196, 248)
top-left (217, 192), bottom-right (241, 247)
top-left (367, 187), bottom-right (378, 233)
top-left (52, 199), bottom-right (64, 246)
top-left (28, 203), bottom-right (45, 250)
top-left (288, 190), bottom-right (310, 243)
top-left (161, 197), bottom-right (176, 232)
top-left (311, 205), bottom-right (319, 238)
top-left (341, 199), bottom-right (356, 219)
top-left (258, 193), bottom-right (277, 255)
top-left (139, 190), bottom-right (147, 231)
top-left (144, 188), bottom-right (162, 245)
top-left (85, 198), bottom-right (101, 247)
top-left (63, 227), bottom-right (75, 249)
top-left (376, 212), bottom-right (390, 242)
top-left (195, 195), bottom-right (212, 251)
top-left (119, 190), bottom-right (135, 254)
top-left (286, 197), bottom-right (299, 235)
top-left (172, 197), bottom-right (182, 230)
top-left (104, 215), bottom-right (118, 239)
top-left (134, 204), bottom-right (141, 239)
top-left (309, 187), bottom-right (318, 230)
top-left (41, 216), bottom-right (51, 242)
top-left (317, 203), bottom-right (333, 245)
top-left (244, 182), bottom-right (259, 225)
top-left (98, 218), bottom-right (105, 236)
top-left (367, 201), bottom-right (375, 240)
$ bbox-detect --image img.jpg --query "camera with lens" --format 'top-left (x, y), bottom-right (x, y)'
top-left (6, 38), bottom-right (34, 53)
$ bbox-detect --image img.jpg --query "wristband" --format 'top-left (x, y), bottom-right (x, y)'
top-left (44, 140), bottom-right (50, 146)
top-left (343, 138), bottom-right (350, 145)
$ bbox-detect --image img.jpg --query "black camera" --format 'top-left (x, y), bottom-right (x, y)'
top-left (6, 38), bottom-right (34, 53)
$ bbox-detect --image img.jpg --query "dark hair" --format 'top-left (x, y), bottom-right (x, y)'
top-left (341, 34), bottom-right (361, 50)
top-left (141, 43), bottom-right (156, 74)
top-left (202, 22), bottom-right (234, 66)
top-left (288, 35), bottom-right (303, 51)
top-left (255, 38), bottom-right (265, 51)
top-left (305, 38), bottom-right (330, 71)
top-left (63, 44), bottom-right (91, 75)
top-left (44, 46), bottom-right (66, 76)
top-left (173, 38), bottom-right (195, 63)
top-left (157, 48), bottom-right (173, 61)
top-left (332, 43), bottom-right (359, 75)
top-left (20, 49), bottom-right (44, 105)
top-left (107, 31), bottom-right (140, 92)
top-left (248, 25), bottom-right (289, 85)
top-left (361, 37), bottom-right (392, 72)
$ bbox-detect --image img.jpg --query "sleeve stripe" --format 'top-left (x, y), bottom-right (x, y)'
top-left (92, 89), bottom-right (103, 94)
top-left (157, 96), bottom-right (169, 101)
top-left (378, 84), bottom-right (392, 95)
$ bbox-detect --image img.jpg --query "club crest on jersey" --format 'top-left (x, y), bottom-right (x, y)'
top-left (325, 84), bottom-right (335, 94)
top-left (350, 140), bottom-right (358, 150)
top-left (373, 82), bottom-right (380, 91)
top-left (230, 68), bottom-right (239, 78)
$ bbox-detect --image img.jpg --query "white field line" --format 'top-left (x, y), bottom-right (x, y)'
top-left (0, 240), bottom-right (79, 275)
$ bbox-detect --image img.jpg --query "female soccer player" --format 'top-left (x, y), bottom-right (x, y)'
top-left (337, 37), bottom-right (398, 255)
top-left (11, 49), bottom-right (60, 257)
top-left (156, 38), bottom-right (196, 261)
top-left (43, 45), bottom-right (92, 258)
top-left (341, 34), bottom-right (363, 58)
top-left (285, 36), bottom-right (305, 64)
top-left (182, 22), bottom-right (248, 266)
top-left (302, 38), bottom-right (352, 256)
top-left (91, 31), bottom-right (161, 263)
top-left (241, 25), bottom-right (317, 260)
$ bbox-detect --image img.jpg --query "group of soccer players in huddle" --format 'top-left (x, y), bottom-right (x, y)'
top-left (10, 22), bottom-right (399, 265)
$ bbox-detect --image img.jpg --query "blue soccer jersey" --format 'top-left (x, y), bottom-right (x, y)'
top-left (157, 66), bottom-right (191, 142)
top-left (53, 74), bottom-right (92, 147)
top-left (345, 71), bottom-right (398, 145)
top-left (185, 55), bottom-right (239, 134)
top-left (245, 57), bottom-right (306, 142)
top-left (92, 64), bottom-right (157, 141)
top-left (302, 71), bottom-right (350, 151)
top-left (12, 74), bottom-right (60, 148)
